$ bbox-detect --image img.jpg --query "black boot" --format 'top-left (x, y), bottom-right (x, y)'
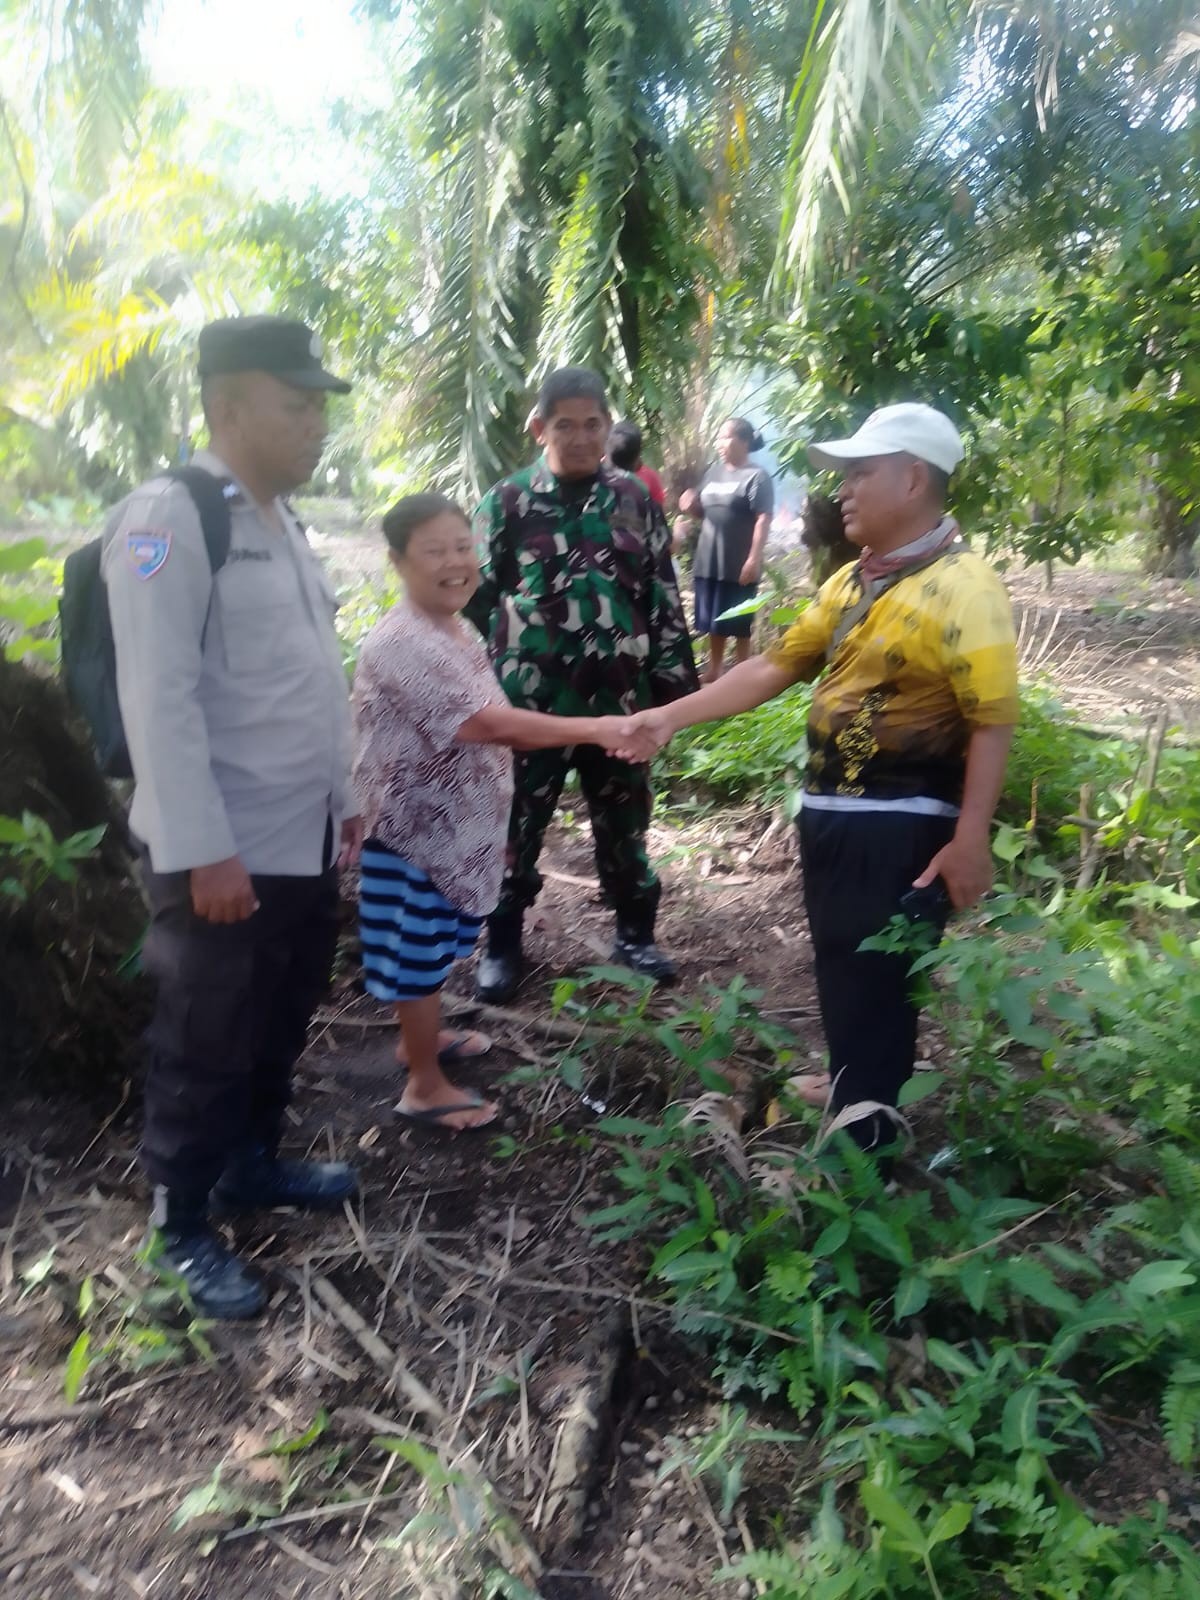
top-left (211, 1145), bottom-right (358, 1215)
top-left (476, 910), bottom-right (524, 1004)
top-left (146, 1186), bottom-right (265, 1320)
top-left (612, 910), bottom-right (677, 986)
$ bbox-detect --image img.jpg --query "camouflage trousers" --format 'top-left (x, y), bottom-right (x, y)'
top-left (494, 745), bottom-right (660, 930)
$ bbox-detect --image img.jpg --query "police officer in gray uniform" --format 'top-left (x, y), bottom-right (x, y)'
top-left (104, 316), bottom-right (362, 1318)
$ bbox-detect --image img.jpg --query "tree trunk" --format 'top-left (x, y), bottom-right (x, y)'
top-left (1145, 489), bottom-right (1198, 577)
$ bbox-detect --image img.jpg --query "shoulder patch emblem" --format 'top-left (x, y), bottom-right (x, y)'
top-left (125, 529), bottom-right (172, 580)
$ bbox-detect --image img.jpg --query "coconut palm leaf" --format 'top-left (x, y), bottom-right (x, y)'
top-left (534, 0), bottom-right (642, 387)
top-left (774, 0), bottom-right (1200, 310)
top-left (773, 0), bottom-right (964, 303)
top-left (12, 272), bottom-right (169, 418)
top-left (406, 0), bottom-right (530, 500)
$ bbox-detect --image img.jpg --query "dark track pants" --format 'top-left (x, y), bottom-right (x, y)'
top-left (799, 807), bottom-right (955, 1150)
top-left (139, 858), bottom-right (339, 1196)
top-left (494, 745), bottom-right (659, 929)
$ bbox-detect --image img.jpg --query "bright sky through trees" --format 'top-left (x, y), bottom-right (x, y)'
top-left (145, 0), bottom-right (386, 194)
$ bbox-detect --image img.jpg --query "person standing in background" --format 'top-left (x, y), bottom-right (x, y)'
top-left (688, 417), bottom-right (774, 682)
top-left (607, 420), bottom-right (666, 508)
top-left (466, 367), bottom-right (697, 1002)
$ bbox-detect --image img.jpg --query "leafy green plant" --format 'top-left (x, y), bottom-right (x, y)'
top-left (0, 536), bottom-right (60, 663)
top-left (580, 915), bottom-right (1200, 1599)
top-left (334, 571), bottom-right (399, 676)
top-left (546, 966), bottom-right (797, 1104)
top-left (170, 1412), bottom-right (356, 1558)
top-left (0, 812), bottom-right (106, 903)
top-left (659, 1404), bottom-right (806, 1521)
top-left (172, 1467), bottom-right (281, 1536)
top-left (372, 1433), bottom-right (542, 1598)
top-left (62, 1270), bottom-right (215, 1404)
top-left (857, 1481), bottom-right (971, 1600)
top-left (655, 683), bottom-right (813, 809)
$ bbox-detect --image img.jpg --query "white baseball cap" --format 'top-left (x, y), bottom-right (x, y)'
top-left (809, 402), bottom-right (964, 476)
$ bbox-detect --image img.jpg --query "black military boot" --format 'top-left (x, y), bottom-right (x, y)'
top-left (612, 911), bottom-right (678, 986)
top-left (146, 1186), bottom-right (265, 1320)
top-left (475, 910), bottom-right (524, 1004)
top-left (211, 1145), bottom-right (358, 1215)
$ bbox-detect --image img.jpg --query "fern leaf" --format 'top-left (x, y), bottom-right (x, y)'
top-left (1162, 1359), bottom-right (1200, 1467)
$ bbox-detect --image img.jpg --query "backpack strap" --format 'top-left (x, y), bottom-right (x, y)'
top-left (165, 465), bottom-right (235, 573)
top-left (824, 542), bottom-right (962, 665)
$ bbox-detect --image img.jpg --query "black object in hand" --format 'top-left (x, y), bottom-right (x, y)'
top-left (899, 881), bottom-right (952, 924)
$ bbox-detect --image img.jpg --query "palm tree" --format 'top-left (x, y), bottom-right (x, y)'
top-left (773, 0), bottom-right (1200, 305)
top-left (764, 0), bottom-right (1200, 570)
top-left (396, 0), bottom-right (720, 500)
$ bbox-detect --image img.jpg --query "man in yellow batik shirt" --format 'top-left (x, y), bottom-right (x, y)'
top-left (624, 403), bottom-right (1019, 1158)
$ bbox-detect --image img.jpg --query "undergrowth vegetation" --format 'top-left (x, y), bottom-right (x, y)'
top-left (578, 675), bottom-right (1200, 1596)
top-left (661, 677), bottom-right (1200, 887)
top-left (570, 886), bottom-right (1200, 1593)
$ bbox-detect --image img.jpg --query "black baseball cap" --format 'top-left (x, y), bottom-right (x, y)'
top-left (197, 315), bottom-right (352, 393)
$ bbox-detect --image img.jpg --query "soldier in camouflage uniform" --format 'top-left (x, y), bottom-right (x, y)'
top-left (465, 367), bottom-right (697, 1001)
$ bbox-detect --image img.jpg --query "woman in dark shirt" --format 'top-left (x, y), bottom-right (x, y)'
top-left (685, 417), bottom-right (774, 681)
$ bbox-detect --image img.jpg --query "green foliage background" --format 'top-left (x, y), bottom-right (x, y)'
top-left (3, 1), bottom-right (1200, 569)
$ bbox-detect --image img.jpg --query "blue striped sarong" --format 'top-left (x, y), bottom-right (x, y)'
top-left (359, 841), bottom-right (483, 1002)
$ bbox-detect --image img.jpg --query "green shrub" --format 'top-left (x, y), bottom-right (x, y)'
top-left (655, 682), bottom-right (813, 808)
top-left (569, 865), bottom-right (1200, 1599)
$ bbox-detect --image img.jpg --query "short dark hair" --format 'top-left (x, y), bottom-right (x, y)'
top-left (199, 372), bottom-right (246, 427)
top-left (608, 421), bottom-right (643, 470)
top-left (382, 492), bottom-right (468, 556)
top-left (536, 366), bottom-right (609, 422)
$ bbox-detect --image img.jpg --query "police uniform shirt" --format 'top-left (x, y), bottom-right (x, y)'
top-left (102, 449), bottom-right (353, 875)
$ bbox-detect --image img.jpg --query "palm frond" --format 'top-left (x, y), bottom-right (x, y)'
top-left (69, 155), bottom-right (228, 261)
top-left (773, 0), bottom-right (964, 305)
top-left (11, 273), bottom-right (170, 419)
top-left (25, 0), bottom-right (157, 122)
top-left (406, 0), bottom-right (529, 501)
top-left (538, 175), bottom-right (629, 376)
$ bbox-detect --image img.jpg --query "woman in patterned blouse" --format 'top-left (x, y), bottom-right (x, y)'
top-left (352, 494), bottom-right (653, 1132)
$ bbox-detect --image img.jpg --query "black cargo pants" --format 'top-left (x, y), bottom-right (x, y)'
top-left (799, 807), bottom-right (955, 1151)
top-left (138, 853), bottom-right (339, 1197)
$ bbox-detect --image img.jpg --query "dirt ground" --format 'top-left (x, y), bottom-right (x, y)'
top-left (1003, 563), bottom-right (1200, 732)
top-left (3, 518), bottom-right (1200, 1595)
top-left (4, 807), bottom-right (1199, 1597)
top-left (0, 815), bottom-right (824, 1599)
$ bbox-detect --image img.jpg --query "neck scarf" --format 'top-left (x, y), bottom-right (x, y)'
top-left (860, 516), bottom-right (960, 587)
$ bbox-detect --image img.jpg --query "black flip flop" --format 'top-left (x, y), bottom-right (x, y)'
top-left (394, 1096), bottom-right (498, 1133)
top-left (438, 1032), bottom-right (493, 1067)
top-left (396, 1033), bottom-right (494, 1071)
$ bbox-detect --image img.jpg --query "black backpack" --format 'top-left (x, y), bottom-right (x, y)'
top-left (60, 466), bottom-right (235, 779)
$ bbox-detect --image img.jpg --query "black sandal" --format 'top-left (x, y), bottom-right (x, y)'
top-left (394, 1096), bottom-right (498, 1133)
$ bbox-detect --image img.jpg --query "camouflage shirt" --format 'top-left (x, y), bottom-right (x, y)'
top-left (465, 457), bottom-right (698, 716)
